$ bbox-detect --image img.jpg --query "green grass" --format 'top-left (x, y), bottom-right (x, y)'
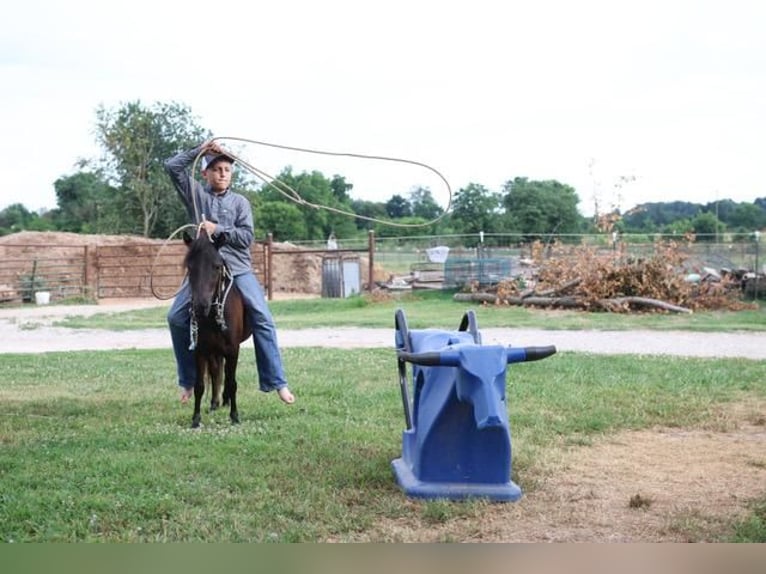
top-left (0, 348), bottom-right (764, 542)
top-left (55, 290), bottom-right (766, 332)
top-left (729, 498), bottom-right (766, 542)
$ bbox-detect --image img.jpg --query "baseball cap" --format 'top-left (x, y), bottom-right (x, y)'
top-left (201, 152), bottom-right (235, 170)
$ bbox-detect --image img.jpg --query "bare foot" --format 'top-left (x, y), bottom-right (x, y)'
top-left (277, 387), bottom-right (295, 405)
top-left (180, 387), bottom-right (193, 404)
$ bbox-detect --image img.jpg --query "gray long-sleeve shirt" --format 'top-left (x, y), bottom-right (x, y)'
top-left (164, 145), bottom-right (255, 276)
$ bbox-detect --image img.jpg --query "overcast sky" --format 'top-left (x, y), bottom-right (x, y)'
top-left (2, 0), bottom-right (765, 217)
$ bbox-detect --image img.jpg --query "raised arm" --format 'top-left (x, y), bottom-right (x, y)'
top-left (164, 143), bottom-right (207, 223)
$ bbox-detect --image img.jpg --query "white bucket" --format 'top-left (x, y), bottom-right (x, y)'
top-left (34, 291), bottom-right (51, 305)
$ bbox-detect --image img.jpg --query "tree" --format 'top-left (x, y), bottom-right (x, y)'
top-left (329, 175), bottom-right (353, 203)
top-left (408, 186), bottom-right (444, 220)
top-left (449, 183), bottom-right (503, 236)
top-left (621, 205), bottom-right (657, 232)
top-left (663, 217), bottom-right (694, 236)
top-left (254, 201), bottom-right (308, 241)
top-left (52, 171), bottom-right (118, 233)
top-left (624, 201), bottom-right (701, 230)
top-left (260, 167), bottom-right (356, 240)
top-left (501, 177), bottom-right (583, 239)
top-left (94, 101), bottom-right (206, 237)
top-left (385, 194), bottom-right (412, 219)
top-left (0, 203), bottom-right (36, 234)
top-left (373, 216), bottom-right (434, 238)
top-left (704, 199), bottom-right (738, 226)
top-left (727, 203), bottom-right (766, 232)
top-left (350, 199), bottom-right (387, 230)
top-left (690, 212), bottom-right (724, 241)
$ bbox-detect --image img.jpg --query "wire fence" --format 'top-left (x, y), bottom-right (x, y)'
top-left (1, 232), bottom-right (761, 304)
top-left (288, 232), bottom-right (764, 278)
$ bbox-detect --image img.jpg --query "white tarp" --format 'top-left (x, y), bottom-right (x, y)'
top-left (426, 246), bottom-right (450, 263)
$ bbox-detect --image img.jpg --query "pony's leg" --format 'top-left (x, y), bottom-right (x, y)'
top-left (209, 355), bottom-right (222, 411)
top-left (221, 354), bottom-right (230, 407)
top-left (225, 350), bottom-right (240, 424)
top-left (192, 354), bottom-right (206, 428)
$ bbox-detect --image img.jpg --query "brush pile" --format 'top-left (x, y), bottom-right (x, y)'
top-left (454, 240), bottom-right (756, 313)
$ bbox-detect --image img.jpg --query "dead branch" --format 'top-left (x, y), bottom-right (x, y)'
top-left (454, 293), bottom-right (498, 304)
top-left (523, 278), bottom-right (582, 299)
top-left (454, 293), bottom-right (579, 308)
top-left (453, 292), bottom-right (691, 313)
top-left (597, 296), bottom-right (692, 314)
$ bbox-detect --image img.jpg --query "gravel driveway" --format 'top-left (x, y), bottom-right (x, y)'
top-left (1, 300), bottom-right (765, 359)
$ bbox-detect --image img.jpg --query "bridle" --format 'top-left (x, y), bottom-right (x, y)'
top-left (188, 231), bottom-right (235, 351)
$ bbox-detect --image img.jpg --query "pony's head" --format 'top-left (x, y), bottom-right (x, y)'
top-left (183, 229), bottom-right (226, 318)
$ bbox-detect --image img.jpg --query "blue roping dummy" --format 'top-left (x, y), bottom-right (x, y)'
top-left (392, 309), bottom-right (556, 501)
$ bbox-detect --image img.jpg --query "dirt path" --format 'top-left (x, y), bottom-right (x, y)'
top-left (2, 300), bottom-right (766, 358)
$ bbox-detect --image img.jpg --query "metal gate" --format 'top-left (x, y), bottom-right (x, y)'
top-left (0, 243), bottom-right (88, 304)
top-left (95, 242), bottom-right (267, 299)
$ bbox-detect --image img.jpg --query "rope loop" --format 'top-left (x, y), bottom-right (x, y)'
top-left (149, 223), bottom-right (197, 300)
top-left (154, 136), bottom-right (453, 300)
top-left (190, 136), bottom-right (453, 229)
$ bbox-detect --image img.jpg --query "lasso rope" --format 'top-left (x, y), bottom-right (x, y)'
top-left (149, 223), bottom-right (197, 300)
top-left (149, 222), bottom-right (220, 300)
top-left (153, 137), bottom-right (453, 300)
top-left (189, 136), bottom-right (453, 230)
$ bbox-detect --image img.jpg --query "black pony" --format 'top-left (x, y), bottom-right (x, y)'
top-left (183, 229), bottom-right (251, 428)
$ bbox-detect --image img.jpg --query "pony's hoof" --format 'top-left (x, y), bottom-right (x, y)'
top-left (191, 418), bottom-right (201, 429)
top-left (230, 414), bottom-right (240, 425)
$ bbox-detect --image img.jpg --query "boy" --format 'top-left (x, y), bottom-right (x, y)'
top-left (164, 140), bottom-right (295, 405)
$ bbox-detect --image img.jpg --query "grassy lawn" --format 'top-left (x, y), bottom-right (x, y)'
top-left (55, 290), bottom-right (766, 332)
top-left (0, 348), bottom-right (764, 542)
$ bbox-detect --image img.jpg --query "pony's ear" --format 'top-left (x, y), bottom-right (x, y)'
top-left (213, 233), bottom-right (227, 250)
top-left (182, 231), bottom-right (193, 245)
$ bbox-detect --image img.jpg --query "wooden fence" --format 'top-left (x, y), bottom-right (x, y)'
top-left (0, 241), bottom-right (266, 304)
top-left (0, 236), bottom-right (369, 304)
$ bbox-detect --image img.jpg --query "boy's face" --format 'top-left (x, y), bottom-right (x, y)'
top-left (202, 160), bottom-right (233, 193)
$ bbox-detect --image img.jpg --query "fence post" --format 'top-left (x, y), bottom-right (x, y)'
top-left (755, 230), bottom-right (761, 301)
top-left (267, 233), bottom-right (274, 301)
top-left (368, 229), bottom-right (375, 293)
top-left (83, 245), bottom-right (89, 299)
top-left (95, 245), bottom-right (100, 300)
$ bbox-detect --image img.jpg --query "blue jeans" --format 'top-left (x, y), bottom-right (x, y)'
top-left (167, 272), bottom-right (288, 393)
